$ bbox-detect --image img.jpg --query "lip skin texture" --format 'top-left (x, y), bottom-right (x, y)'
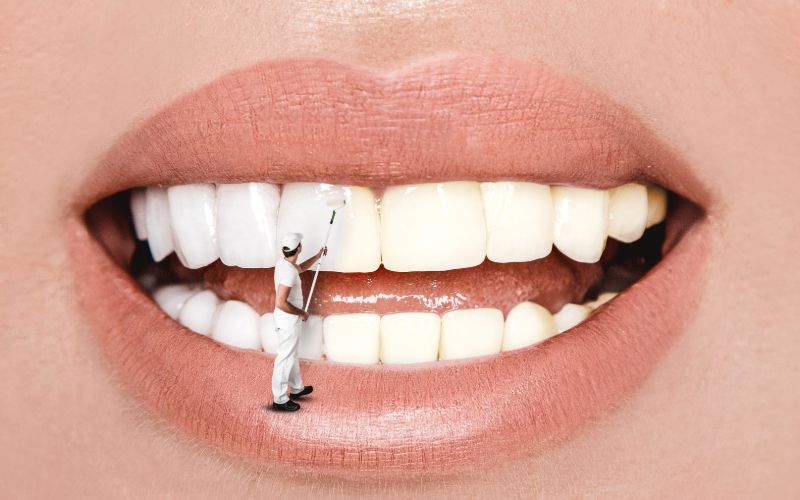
top-left (68, 53), bottom-right (711, 479)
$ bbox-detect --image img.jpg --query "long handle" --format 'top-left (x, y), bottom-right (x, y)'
top-left (303, 209), bottom-right (338, 312)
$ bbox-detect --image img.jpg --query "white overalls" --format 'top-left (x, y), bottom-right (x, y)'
top-left (271, 259), bottom-right (305, 404)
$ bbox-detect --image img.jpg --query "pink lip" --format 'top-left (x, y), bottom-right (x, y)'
top-left (68, 53), bottom-right (712, 479)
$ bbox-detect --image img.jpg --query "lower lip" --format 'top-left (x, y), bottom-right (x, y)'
top-left (67, 199), bottom-right (710, 479)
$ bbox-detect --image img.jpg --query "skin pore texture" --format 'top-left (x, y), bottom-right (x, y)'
top-left (1, 0), bottom-right (799, 498)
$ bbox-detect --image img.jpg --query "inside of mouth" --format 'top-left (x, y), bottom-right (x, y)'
top-left (85, 180), bottom-right (685, 365)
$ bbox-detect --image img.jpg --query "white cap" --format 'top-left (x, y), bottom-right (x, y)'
top-left (281, 232), bottom-right (303, 251)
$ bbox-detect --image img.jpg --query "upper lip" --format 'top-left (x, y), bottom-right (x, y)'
top-left (68, 52), bottom-right (712, 479)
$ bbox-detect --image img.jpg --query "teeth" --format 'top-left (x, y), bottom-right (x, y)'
top-left (379, 312), bottom-right (441, 364)
top-left (552, 186), bottom-right (609, 263)
top-left (501, 301), bottom-right (558, 351)
top-left (645, 184), bottom-right (668, 227)
top-left (216, 183), bottom-right (280, 268)
top-left (553, 303), bottom-right (592, 333)
top-left (152, 284), bottom-right (199, 319)
top-left (322, 313), bottom-right (381, 364)
top-left (584, 291), bottom-right (618, 310)
top-left (177, 290), bottom-right (221, 336)
top-left (167, 184), bottom-right (219, 268)
top-left (439, 308), bottom-right (504, 360)
top-left (210, 300), bottom-right (261, 350)
top-left (144, 187), bottom-right (175, 262)
top-left (607, 183), bottom-right (648, 243)
top-left (298, 315), bottom-right (324, 359)
top-left (381, 181), bottom-right (487, 272)
top-left (276, 183), bottom-right (380, 272)
top-left (481, 182), bottom-right (553, 263)
top-left (130, 188), bottom-right (148, 240)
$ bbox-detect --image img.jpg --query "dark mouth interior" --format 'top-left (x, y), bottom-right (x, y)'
top-left (84, 186), bottom-right (692, 318)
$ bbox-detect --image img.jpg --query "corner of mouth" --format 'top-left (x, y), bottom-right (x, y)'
top-left (67, 52), bottom-right (713, 480)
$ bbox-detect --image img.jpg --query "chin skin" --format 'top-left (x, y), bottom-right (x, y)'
top-left (1, 1), bottom-right (799, 498)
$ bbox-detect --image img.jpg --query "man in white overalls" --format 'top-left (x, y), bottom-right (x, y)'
top-left (271, 232), bottom-right (327, 412)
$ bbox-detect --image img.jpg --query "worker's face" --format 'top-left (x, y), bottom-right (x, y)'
top-left (2, 1), bottom-right (799, 497)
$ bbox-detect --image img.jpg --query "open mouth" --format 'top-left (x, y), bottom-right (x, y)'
top-left (68, 54), bottom-right (711, 479)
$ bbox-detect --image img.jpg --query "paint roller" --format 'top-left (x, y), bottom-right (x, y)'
top-left (303, 194), bottom-right (347, 312)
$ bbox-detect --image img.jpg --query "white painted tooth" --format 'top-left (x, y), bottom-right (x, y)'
top-left (584, 292), bottom-right (618, 310)
top-left (439, 308), bottom-right (504, 360)
top-left (298, 314), bottom-right (324, 359)
top-left (152, 284), bottom-right (199, 319)
top-left (645, 184), bottom-right (668, 227)
top-left (276, 183), bottom-right (380, 272)
top-left (553, 303), bottom-right (592, 333)
top-left (211, 300), bottom-right (261, 350)
top-left (322, 313), bottom-right (380, 364)
top-left (381, 181), bottom-right (486, 272)
top-left (380, 312), bottom-right (441, 364)
top-left (216, 183), bottom-right (280, 268)
top-left (552, 186), bottom-right (609, 263)
top-left (130, 188), bottom-right (148, 240)
top-left (607, 183), bottom-right (648, 243)
top-left (177, 290), bottom-right (220, 336)
top-left (481, 182), bottom-right (553, 262)
top-left (501, 302), bottom-right (558, 351)
top-left (145, 186), bottom-right (175, 262)
top-left (167, 184), bottom-right (218, 268)
top-left (259, 313), bottom-right (278, 354)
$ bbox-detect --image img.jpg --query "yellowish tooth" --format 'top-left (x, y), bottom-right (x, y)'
top-left (439, 308), bottom-right (504, 360)
top-left (553, 303), bottom-right (592, 333)
top-left (380, 312), bottom-right (441, 364)
top-left (552, 186), bottom-right (609, 263)
top-left (584, 292), bottom-right (618, 310)
top-left (381, 181), bottom-right (486, 272)
top-left (645, 184), bottom-right (668, 227)
top-left (322, 313), bottom-right (381, 364)
top-left (607, 183), bottom-right (648, 243)
top-left (502, 302), bottom-right (558, 351)
top-left (481, 181), bottom-right (553, 263)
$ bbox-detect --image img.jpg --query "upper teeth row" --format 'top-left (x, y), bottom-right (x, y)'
top-left (130, 181), bottom-right (667, 271)
top-left (153, 283), bottom-right (618, 364)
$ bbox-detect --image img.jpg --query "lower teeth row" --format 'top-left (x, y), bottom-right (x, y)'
top-left (152, 284), bottom-right (617, 364)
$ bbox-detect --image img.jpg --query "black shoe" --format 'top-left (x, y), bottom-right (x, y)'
top-left (289, 385), bottom-right (313, 400)
top-left (271, 400), bottom-right (300, 412)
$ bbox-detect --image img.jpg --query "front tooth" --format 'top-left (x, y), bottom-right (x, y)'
top-left (439, 308), bottom-right (504, 360)
top-left (501, 302), bottom-right (558, 351)
top-left (211, 300), bottom-right (261, 350)
top-left (177, 290), bottom-right (220, 336)
top-left (381, 181), bottom-right (486, 271)
top-left (144, 187), bottom-right (175, 262)
top-left (167, 184), bottom-right (219, 269)
top-left (645, 184), bottom-right (668, 227)
top-left (322, 313), bottom-right (381, 364)
top-left (379, 312), bottom-right (441, 364)
top-left (553, 303), bottom-right (592, 333)
top-left (552, 186), bottom-right (609, 263)
top-left (607, 183), bottom-right (648, 243)
top-left (480, 182), bottom-right (553, 262)
top-left (276, 183), bottom-right (380, 272)
top-left (216, 183), bottom-right (280, 268)
top-left (298, 315), bottom-right (324, 359)
top-left (130, 188), bottom-right (148, 240)
top-left (152, 284), bottom-right (198, 319)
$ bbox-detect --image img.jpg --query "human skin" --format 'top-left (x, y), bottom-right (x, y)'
top-left (1, 0), bottom-right (799, 498)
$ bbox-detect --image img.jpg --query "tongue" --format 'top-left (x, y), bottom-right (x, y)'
top-left (204, 252), bottom-right (602, 316)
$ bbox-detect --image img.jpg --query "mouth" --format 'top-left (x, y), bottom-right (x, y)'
top-left (68, 53), bottom-right (711, 479)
